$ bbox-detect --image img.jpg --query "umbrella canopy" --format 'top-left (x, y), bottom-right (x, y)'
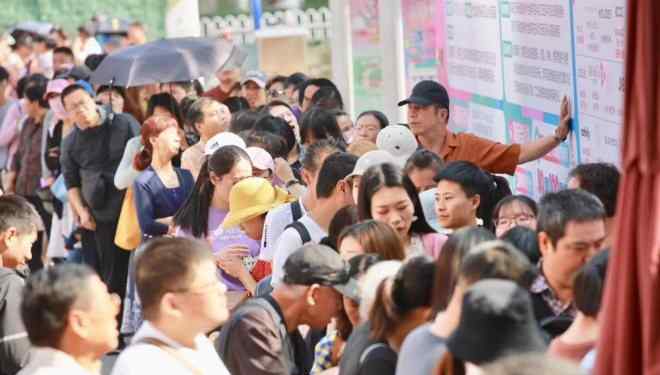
top-left (10, 21), bottom-right (53, 38)
top-left (90, 37), bottom-right (247, 87)
top-left (595, 0), bottom-right (660, 374)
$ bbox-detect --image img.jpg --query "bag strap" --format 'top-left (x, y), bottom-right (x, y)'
top-left (358, 342), bottom-right (389, 366)
top-left (290, 200), bottom-right (303, 221)
top-left (135, 337), bottom-right (204, 375)
top-left (285, 221), bottom-right (311, 244)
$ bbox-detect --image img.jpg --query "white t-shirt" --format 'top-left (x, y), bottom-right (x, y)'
top-left (17, 348), bottom-right (91, 375)
top-left (271, 215), bottom-right (327, 286)
top-left (259, 198), bottom-right (309, 261)
top-left (111, 321), bottom-right (230, 375)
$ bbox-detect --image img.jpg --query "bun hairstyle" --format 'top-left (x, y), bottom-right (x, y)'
top-left (133, 116), bottom-right (178, 171)
top-left (369, 256), bottom-right (435, 341)
top-left (434, 161), bottom-right (512, 231)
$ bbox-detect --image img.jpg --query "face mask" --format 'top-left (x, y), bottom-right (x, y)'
top-left (49, 97), bottom-right (68, 121)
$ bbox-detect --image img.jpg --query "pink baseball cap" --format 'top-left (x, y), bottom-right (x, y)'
top-left (44, 79), bottom-right (70, 100)
top-left (247, 147), bottom-right (275, 172)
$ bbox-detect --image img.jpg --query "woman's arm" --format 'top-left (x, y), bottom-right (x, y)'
top-left (114, 136), bottom-right (142, 189)
top-left (133, 177), bottom-right (169, 236)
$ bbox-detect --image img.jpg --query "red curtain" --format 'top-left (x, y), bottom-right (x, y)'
top-left (594, 0), bottom-right (660, 374)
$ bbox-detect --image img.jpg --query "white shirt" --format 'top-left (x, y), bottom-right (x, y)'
top-left (18, 347), bottom-right (92, 375)
top-left (111, 321), bottom-right (230, 375)
top-left (259, 198), bottom-right (309, 261)
top-left (271, 215), bottom-right (327, 286)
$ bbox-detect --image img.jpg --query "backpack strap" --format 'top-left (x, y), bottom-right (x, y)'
top-left (285, 221), bottom-right (312, 244)
top-left (290, 200), bottom-right (303, 221)
top-left (134, 337), bottom-right (203, 375)
top-left (359, 343), bottom-right (390, 366)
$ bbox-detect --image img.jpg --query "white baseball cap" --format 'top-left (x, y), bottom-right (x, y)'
top-left (246, 146), bottom-right (275, 172)
top-left (204, 132), bottom-right (247, 156)
top-left (347, 150), bottom-right (398, 179)
top-left (376, 125), bottom-right (418, 168)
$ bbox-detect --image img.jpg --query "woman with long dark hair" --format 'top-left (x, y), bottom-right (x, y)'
top-left (358, 163), bottom-right (446, 258)
top-left (173, 145), bottom-right (257, 308)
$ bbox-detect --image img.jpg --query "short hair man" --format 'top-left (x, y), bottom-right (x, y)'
top-left (271, 152), bottom-right (358, 286)
top-left (0, 195), bottom-right (39, 375)
top-left (398, 80), bottom-right (573, 175)
top-left (126, 22), bottom-right (147, 46)
top-left (59, 84), bottom-right (140, 299)
top-left (242, 71), bottom-right (268, 109)
top-left (259, 140), bottom-right (342, 263)
top-left (217, 244), bottom-right (354, 375)
top-left (532, 189), bottom-right (606, 338)
top-left (19, 263), bottom-right (120, 374)
top-left (568, 162), bottom-right (620, 248)
top-left (203, 67), bottom-right (241, 103)
top-left (111, 238), bottom-right (230, 375)
top-left (181, 98), bottom-right (231, 179)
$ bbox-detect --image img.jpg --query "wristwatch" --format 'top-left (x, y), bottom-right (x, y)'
top-left (553, 130), bottom-right (567, 143)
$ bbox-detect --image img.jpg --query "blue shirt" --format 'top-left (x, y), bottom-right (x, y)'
top-left (133, 167), bottom-right (194, 237)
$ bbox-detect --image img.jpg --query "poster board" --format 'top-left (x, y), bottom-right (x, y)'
top-left (349, 0), bottom-right (385, 116)
top-left (425, 0), bottom-right (626, 198)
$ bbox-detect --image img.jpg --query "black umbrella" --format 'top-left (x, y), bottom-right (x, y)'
top-left (90, 37), bottom-right (246, 87)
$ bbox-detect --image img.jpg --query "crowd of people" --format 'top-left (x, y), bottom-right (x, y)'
top-left (0, 25), bottom-right (622, 375)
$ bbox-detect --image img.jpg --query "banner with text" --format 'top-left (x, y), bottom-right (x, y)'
top-left (423, 0), bottom-right (625, 198)
top-left (349, 0), bottom-right (385, 116)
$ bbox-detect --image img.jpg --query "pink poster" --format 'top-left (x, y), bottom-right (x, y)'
top-left (401, 0), bottom-right (440, 91)
top-left (434, 0), bottom-right (448, 86)
top-left (350, 0), bottom-right (385, 115)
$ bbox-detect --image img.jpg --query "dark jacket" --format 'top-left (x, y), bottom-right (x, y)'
top-left (216, 295), bottom-right (312, 375)
top-left (0, 268), bottom-right (30, 375)
top-left (60, 107), bottom-right (140, 222)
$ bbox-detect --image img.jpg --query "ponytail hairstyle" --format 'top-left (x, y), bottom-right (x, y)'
top-left (173, 145), bottom-right (252, 237)
top-left (434, 161), bottom-right (512, 231)
top-left (369, 256), bottom-right (435, 341)
top-left (133, 116), bottom-right (178, 171)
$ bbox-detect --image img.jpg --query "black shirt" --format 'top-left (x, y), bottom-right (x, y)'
top-left (60, 108), bottom-right (140, 221)
top-left (339, 323), bottom-right (376, 375)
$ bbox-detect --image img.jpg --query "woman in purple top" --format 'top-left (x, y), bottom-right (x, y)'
top-left (174, 144), bottom-right (259, 307)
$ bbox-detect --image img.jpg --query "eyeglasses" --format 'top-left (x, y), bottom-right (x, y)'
top-left (268, 89), bottom-right (285, 98)
top-left (495, 215), bottom-right (535, 228)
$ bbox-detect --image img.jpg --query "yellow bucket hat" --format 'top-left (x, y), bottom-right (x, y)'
top-left (222, 177), bottom-right (295, 229)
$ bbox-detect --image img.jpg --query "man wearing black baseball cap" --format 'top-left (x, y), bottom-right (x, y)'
top-left (399, 80), bottom-right (572, 175)
top-left (217, 243), bottom-right (358, 375)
